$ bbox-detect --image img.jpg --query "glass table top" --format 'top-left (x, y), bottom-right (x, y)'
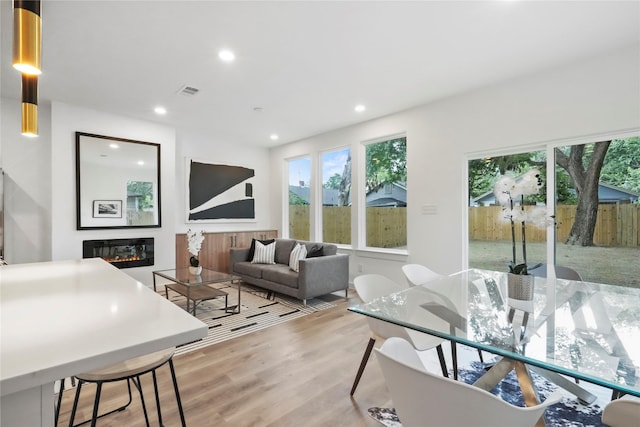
top-left (153, 268), bottom-right (240, 286)
top-left (348, 269), bottom-right (640, 397)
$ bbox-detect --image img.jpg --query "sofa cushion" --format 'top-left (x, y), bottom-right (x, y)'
top-left (234, 261), bottom-right (264, 279)
top-left (251, 240), bottom-right (276, 264)
top-left (262, 264), bottom-right (299, 288)
top-left (247, 238), bottom-right (275, 261)
top-left (289, 243), bottom-right (307, 272)
top-left (275, 239), bottom-right (297, 265)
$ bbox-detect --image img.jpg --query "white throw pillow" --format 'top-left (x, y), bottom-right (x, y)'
top-left (289, 243), bottom-right (307, 272)
top-left (251, 240), bottom-right (276, 264)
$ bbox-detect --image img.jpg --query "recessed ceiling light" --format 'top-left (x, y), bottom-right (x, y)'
top-left (270, 134), bottom-right (279, 141)
top-left (219, 49), bottom-right (235, 62)
top-left (354, 104), bottom-right (366, 113)
top-left (137, 161), bottom-right (145, 166)
top-left (109, 143), bottom-right (119, 149)
top-left (154, 106), bottom-right (167, 115)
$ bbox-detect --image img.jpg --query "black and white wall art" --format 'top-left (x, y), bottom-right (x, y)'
top-left (186, 159), bottom-right (255, 222)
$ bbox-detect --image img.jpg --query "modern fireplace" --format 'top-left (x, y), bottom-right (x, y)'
top-left (82, 238), bottom-right (154, 269)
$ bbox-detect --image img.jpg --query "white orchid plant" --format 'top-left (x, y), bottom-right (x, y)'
top-left (493, 169), bottom-right (550, 275)
top-left (187, 229), bottom-right (205, 267)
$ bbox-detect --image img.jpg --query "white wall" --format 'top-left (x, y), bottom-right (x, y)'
top-left (174, 128), bottom-right (272, 234)
top-left (269, 46), bottom-right (640, 285)
top-left (1, 99), bottom-right (271, 286)
top-left (0, 98), bottom-right (52, 264)
top-left (50, 102), bottom-right (176, 285)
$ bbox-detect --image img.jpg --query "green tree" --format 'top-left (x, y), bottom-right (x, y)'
top-left (601, 137), bottom-right (640, 194)
top-left (468, 152), bottom-right (545, 201)
top-left (365, 137), bottom-right (406, 194)
top-left (289, 191), bottom-right (308, 206)
top-left (126, 181), bottom-right (153, 209)
top-left (323, 173), bottom-right (342, 189)
top-left (555, 141), bottom-right (611, 246)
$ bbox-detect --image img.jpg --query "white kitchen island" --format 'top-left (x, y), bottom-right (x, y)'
top-left (0, 258), bottom-right (207, 427)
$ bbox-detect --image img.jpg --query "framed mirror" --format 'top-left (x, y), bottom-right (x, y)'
top-left (76, 132), bottom-right (161, 230)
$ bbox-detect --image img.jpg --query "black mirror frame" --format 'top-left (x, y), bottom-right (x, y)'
top-left (75, 132), bottom-right (162, 230)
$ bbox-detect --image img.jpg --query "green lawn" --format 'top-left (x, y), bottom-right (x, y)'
top-left (469, 240), bottom-right (639, 288)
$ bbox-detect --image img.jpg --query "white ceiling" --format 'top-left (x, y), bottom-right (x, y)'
top-left (2, 1), bottom-right (639, 147)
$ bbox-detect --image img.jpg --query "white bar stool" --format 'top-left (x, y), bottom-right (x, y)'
top-left (59, 348), bottom-right (186, 427)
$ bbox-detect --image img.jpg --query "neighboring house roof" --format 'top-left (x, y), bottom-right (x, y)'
top-left (291, 183), bottom-right (409, 207)
top-left (289, 186), bottom-right (349, 206)
top-left (597, 182), bottom-right (639, 202)
top-left (472, 181), bottom-right (639, 206)
top-left (289, 185), bottom-right (310, 205)
top-left (366, 182), bottom-right (407, 207)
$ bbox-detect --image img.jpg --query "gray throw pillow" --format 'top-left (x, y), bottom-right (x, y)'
top-left (306, 244), bottom-right (324, 258)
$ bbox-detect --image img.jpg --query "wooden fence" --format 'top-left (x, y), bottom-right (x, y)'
top-left (289, 206), bottom-right (407, 247)
top-left (469, 204), bottom-right (639, 247)
top-left (290, 204), bottom-right (639, 248)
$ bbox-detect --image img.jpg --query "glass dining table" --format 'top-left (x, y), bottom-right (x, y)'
top-left (348, 269), bottom-right (640, 405)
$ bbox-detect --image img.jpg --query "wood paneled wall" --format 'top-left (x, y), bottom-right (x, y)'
top-left (176, 230), bottom-right (277, 272)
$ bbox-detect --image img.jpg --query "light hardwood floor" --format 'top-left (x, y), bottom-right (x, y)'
top-left (55, 290), bottom-right (392, 426)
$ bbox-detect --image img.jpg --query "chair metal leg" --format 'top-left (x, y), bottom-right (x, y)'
top-left (152, 369), bottom-right (163, 426)
top-left (436, 344), bottom-right (449, 378)
top-left (451, 342), bottom-right (458, 380)
top-left (69, 379), bottom-right (135, 427)
top-left (169, 358), bottom-right (187, 427)
top-left (55, 378), bottom-right (65, 426)
top-left (477, 349), bottom-right (485, 364)
top-left (69, 381), bottom-right (83, 427)
top-left (131, 376), bottom-right (151, 427)
top-left (90, 383), bottom-right (102, 427)
top-left (350, 337), bottom-right (376, 396)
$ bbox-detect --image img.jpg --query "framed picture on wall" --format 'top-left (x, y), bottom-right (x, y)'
top-left (186, 158), bottom-right (256, 223)
top-left (93, 200), bottom-right (122, 218)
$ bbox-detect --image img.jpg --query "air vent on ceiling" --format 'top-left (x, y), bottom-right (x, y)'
top-left (177, 85), bottom-right (200, 96)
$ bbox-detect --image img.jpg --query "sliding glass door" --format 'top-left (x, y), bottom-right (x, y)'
top-left (468, 136), bottom-right (639, 288)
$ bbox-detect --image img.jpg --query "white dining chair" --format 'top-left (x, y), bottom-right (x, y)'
top-left (375, 337), bottom-right (563, 427)
top-left (601, 394), bottom-right (640, 427)
top-left (350, 274), bottom-right (449, 396)
top-left (401, 263), bottom-right (442, 287)
top-left (402, 263), bottom-right (486, 374)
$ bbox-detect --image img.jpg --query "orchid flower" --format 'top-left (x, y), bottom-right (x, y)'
top-left (492, 169), bottom-right (549, 275)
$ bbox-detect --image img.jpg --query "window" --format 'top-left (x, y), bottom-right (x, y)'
top-left (288, 156), bottom-right (311, 240)
top-left (321, 148), bottom-right (351, 244)
top-left (468, 136), bottom-right (639, 287)
top-left (363, 136), bottom-right (407, 249)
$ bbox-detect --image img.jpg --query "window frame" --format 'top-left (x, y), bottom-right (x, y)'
top-left (358, 132), bottom-right (408, 253)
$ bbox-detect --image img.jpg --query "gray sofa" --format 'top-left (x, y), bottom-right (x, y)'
top-left (230, 238), bottom-right (349, 305)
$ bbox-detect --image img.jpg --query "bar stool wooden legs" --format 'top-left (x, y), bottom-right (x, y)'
top-left (58, 348), bottom-right (185, 427)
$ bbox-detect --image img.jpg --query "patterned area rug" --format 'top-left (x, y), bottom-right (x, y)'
top-left (163, 283), bottom-right (336, 356)
top-left (369, 358), bottom-right (607, 427)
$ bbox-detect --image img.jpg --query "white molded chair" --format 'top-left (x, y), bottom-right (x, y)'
top-left (350, 274), bottom-right (448, 396)
top-left (402, 263), bottom-right (485, 375)
top-left (375, 337), bottom-right (562, 427)
top-left (401, 263), bottom-right (442, 287)
top-left (602, 395), bottom-right (640, 427)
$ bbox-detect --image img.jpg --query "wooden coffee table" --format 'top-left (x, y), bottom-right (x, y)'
top-left (153, 268), bottom-right (241, 316)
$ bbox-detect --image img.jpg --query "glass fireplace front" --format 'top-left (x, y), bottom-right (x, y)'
top-left (82, 238), bottom-right (154, 269)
